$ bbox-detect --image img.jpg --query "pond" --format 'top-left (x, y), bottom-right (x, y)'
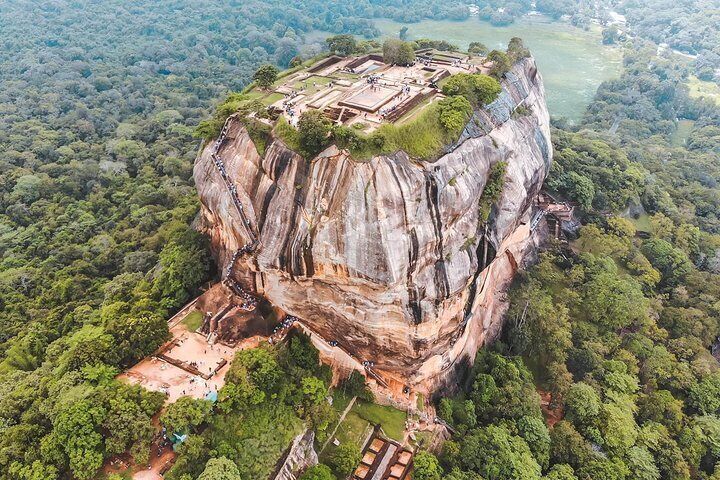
top-left (374, 15), bottom-right (623, 121)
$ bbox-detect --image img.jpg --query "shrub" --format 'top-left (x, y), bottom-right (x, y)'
top-left (507, 37), bottom-right (531, 62)
top-left (468, 41), bottom-right (489, 56)
top-left (478, 161), bottom-right (507, 221)
top-left (437, 95), bottom-right (472, 132)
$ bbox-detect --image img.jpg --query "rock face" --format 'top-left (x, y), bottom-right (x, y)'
top-left (194, 57), bottom-right (552, 392)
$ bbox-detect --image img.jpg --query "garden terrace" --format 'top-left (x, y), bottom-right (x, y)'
top-left (248, 50), bottom-right (488, 133)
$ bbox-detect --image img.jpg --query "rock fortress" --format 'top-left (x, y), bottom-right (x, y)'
top-left (191, 47), bottom-right (555, 402)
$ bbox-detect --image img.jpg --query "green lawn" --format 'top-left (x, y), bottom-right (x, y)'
top-left (670, 119), bottom-right (695, 146)
top-left (245, 89), bottom-right (266, 100)
top-left (629, 213), bottom-right (653, 233)
top-left (293, 75), bottom-right (333, 95)
top-left (687, 75), bottom-right (720, 105)
top-left (330, 71), bottom-right (361, 81)
top-left (261, 92), bottom-right (285, 106)
top-left (182, 310), bottom-right (204, 331)
top-left (319, 410), bottom-right (372, 464)
top-left (352, 401), bottom-right (407, 442)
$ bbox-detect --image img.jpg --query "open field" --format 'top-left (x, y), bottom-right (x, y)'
top-left (687, 75), bottom-right (720, 105)
top-left (671, 119), bottom-right (696, 147)
top-left (375, 15), bottom-right (623, 121)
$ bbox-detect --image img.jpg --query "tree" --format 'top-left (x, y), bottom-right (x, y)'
top-left (160, 397), bottom-right (213, 437)
top-left (689, 372), bottom-right (720, 415)
top-left (550, 421), bottom-right (591, 468)
top-left (625, 446), bottom-right (660, 480)
top-left (330, 443), bottom-right (361, 477)
top-left (197, 457), bottom-right (242, 480)
top-left (51, 399), bottom-right (107, 480)
top-left (300, 464), bottom-right (335, 480)
top-left (517, 415), bottom-right (550, 470)
top-left (441, 74), bottom-right (501, 107)
top-left (562, 172), bottom-right (595, 210)
top-left (468, 42), bottom-right (489, 56)
top-left (230, 348), bottom-right (282, 393)
top-left (641, 238), bottom-right (693, 290)
top-left (341, 370), bottom-right (374, 402)
top-left (576, 459), bottom-right (628, 480)
top-left (298, 110), bottom-right (331, 157)
top-left (289, 332), bottom-right (320, 370)
top-left (253, 64), bottom-right (279, 89)
top-left (599, 402), bottom-right (638, 453)
top-left (301, 376), bottom-right (328, 407)
top-left (437, 95), bottom-right (472, 132)
top-left (399, 26), bottom-right (409, 41)
top-left (545, 464), bottom-right (578, 480)
top-left (413, 451), bottom-right (442, 480)
top-left (486, 50), bottom-right (511, 78)
top-left (154, 227), bottom-right (211, 309)
top-left (460, 425), bottom-right (542, 480)
top-left (582, 265), bottom-right (648, 330)
top-left (564, 383), bottom-right (600, 427)
top-left (8, 461), bottom-right (59, 480)
top-left (326, 35), bottom-right (356, 56)
top-left (105, 313), bottom-right (169, 366)
top-left (507, 37), bottom-right (530, 61)
top-left (602, 25), bottom-right (620, 44)
top-left (637, 390), bottom-right (684, 433)
top-left (382, 39), bottom-right (415, 65)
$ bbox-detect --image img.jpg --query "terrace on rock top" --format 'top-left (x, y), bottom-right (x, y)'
top-left (249, 50), bottom-right (490, 133)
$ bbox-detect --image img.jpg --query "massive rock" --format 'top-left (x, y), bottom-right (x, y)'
top-left (194, 57), bottom-right (552, 392)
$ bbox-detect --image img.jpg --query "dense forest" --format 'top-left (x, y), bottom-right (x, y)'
top-left (0, 1), bottom-right (719, 479)
top-left (426, 32), bottom-right (720, 480)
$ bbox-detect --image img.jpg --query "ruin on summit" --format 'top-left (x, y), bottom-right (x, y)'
top-left (248, 49), bottom-right (491, 131)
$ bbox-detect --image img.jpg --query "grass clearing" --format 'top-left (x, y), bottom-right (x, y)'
top-left (687, 75), bottom-right (720, 105)
top-left (261, 92), bottom-right (285, 106)
top-left (670, 119), bottom-right (695, 147)
top-left (352, 401), bottom-right (407, 442)
top-left (293, 75), bottom-right (333, 95)
top-left (274, 99), bottom-right (465, 162)
top-left (181, 310), bottom-right (203, 331)
top-left (629, 213), bottom-right (652, 233)
top-left (319, 410), bottom-right (372, 464)
top-left (331, 71), bottom-right (361, 81)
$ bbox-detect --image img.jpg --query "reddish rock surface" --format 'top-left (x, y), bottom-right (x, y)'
top-left (194, 58), bottom-right (551, 392)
